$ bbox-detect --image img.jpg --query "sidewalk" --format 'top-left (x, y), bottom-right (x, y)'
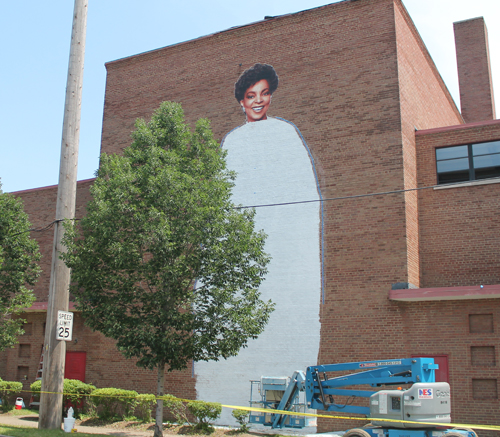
top-left (0, 414), bottom-right (153, 436)
top-left (0, 413), bottom-right (345, 437)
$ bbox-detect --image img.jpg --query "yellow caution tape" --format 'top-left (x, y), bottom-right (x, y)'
top-left (219, 404), bottom-right (500, 431)
top-left (10, 389), bottom-right (500, 431)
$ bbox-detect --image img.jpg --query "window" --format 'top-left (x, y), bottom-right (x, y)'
top-left (471, 346), bottom-right (496, 367)
top-left (436, 140), bottom-right (500, 184)
top-left (472, 378), bottom-right (498, 400)
top-left (18, 344), bottom-right (30, 358)
top-left (469, 314), bottom-right (494, 333)
top-left (22, 322), bottom-right (33, 336)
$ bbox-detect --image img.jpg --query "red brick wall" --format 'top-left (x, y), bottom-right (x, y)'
top-left (2, 313), bottom-right (47, 405)
top-left (394, 0), bottom-right (463, 289)
top-left (1, 312), bottom-right (196, 404)
top-left (411, 120), bottom-right (500, 436)
top-left (417, 120), bottom-right (500, 287)
top-left (0, 180), bottom-right (90, 393)
top-left (394, 300), bottom-right (500, 430)
top-left (12, 184), bottom-right (58, 302)
top-left (9, 179), bottom-right (94, 302)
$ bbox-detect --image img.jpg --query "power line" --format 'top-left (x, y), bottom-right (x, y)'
top-left (8, 218), bottom-right (79, 237)
top-left (19, 183), bottom-right (439, 233)
top-left (234, 183), bottom-right (437, 209)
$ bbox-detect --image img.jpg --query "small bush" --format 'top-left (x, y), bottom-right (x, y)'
top-left (30, 380), bottom-right (41, 392)
top-left (90, 387), bottom-right (138, 420)
top-left (64, 379), bottom-right (96, 417)
top-left (30, 379), bottom-right (96, 417)
top-left (0, 379), bottom-right (23, 411)
top-left (187, 400), bottom-right (221, 433)
top-left (232, 409), bottom-right (250, 432)
top-left (135, 393), bottom-right (156, 422)
top-left (162, 394), bottom-right (189, 425)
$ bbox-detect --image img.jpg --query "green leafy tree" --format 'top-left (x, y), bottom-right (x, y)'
top-left (0, 185), bottom-right (40, 351)
top-left (62, 101), bottom-right (273, 437)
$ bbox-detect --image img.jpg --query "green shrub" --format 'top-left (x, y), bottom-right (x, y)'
top-left (187, 400), bottom-right (222, 433)
top-left (29, 380), bottom-right (41, 393)
top-left (162, 394), bottom-right (189, 425)
top-left (135, 393), bottom-right (156, 422)
top-left (30, 379), bottom-right (96, 417)
top-left (0, 379), bottom-right (23, 411)
top-left (29, 379), bottom-right (41, 412)
top-left (232, 409), bottom-right (250, 432)
top-left (64, 379), bottom-right (96, 417)
top-left (90, 387), bottom-right (138, 420)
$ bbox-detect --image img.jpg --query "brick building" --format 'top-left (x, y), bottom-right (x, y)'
top-left (2, 0), bottom-right (499, 432)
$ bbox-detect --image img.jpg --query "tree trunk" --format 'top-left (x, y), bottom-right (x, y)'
top-left (154, 361), bottom-right (166, 437)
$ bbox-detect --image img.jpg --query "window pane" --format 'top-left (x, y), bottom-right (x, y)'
top-left (474, 153), bottom-right (500, 169)
top-left (437, 157), bottom-right (469, 173)
top-left (476, 167), bottom-right (500, 180)
top-left (438, 170), bottom-right (470, 184)
top-left (436, 145), bottom-right (468, 160)
top-left (473, 141), bottom-right (500, 156)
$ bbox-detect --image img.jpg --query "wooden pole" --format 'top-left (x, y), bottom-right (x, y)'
top-left (39, 0), bottom-right (88, 429)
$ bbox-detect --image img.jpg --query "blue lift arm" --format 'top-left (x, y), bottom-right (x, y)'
top-left (271, 371), bottom-right (306, 428)
top-left (305, 357), bottom-right (438, 416)
top-left (259, 357), bottom-right (473, 437)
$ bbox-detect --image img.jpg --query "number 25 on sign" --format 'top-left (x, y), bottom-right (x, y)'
top-left (56, 311), bottom-right (74, 341)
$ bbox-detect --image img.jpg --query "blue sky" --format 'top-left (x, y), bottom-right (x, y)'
top-left (1, 0), bottom-right (499, 193)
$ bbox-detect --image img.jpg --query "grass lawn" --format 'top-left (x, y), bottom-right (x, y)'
top-left (0, 409), bottom-right (110, 437)
top-left (0, 425), bottom-right (110, 437)
top-left (0, 408), bottom-right (270, 437)
top-left (1, 409), bottom-right (39, 417)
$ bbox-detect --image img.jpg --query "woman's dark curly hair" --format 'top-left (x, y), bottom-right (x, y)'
top-left (234, 63), bottom-right (279, 102)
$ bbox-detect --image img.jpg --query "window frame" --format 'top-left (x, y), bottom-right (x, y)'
top-left (435, 140), bottom-right (500, 185)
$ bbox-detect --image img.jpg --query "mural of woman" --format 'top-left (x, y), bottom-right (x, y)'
top-left (195, 63), bottom-right (322, 426)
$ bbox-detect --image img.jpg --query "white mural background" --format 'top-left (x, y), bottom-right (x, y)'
top-left (195, 117), bottom-right (322, 426)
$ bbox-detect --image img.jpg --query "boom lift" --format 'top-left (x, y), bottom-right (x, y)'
top-left (249, 358), bottom-right (476, 437)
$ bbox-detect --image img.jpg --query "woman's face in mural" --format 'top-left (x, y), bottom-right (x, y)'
top-left (240, 79), bottom-right (271, 122)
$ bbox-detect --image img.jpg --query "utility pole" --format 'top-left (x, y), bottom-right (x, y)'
top-left (39, 0), bottom-right (88, 429)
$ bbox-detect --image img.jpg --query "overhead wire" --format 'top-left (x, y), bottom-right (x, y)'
top-left (233, 182), bottom-right (438, 209)
top-left (14, 182), bottom-right (439, 235)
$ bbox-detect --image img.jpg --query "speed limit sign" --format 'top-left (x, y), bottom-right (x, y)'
top-left (56, 311), bottom-right (74, 341)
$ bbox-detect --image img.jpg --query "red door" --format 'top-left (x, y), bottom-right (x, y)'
top-left (65, 351), bottom-right (87, 382)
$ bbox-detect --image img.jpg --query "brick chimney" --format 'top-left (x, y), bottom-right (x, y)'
top-left (454, 17), bottom-right (496, 123)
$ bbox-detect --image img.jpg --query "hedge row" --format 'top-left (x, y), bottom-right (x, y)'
top-left (2, 377), bottom-right (253, 434)
top-left (2, 378), bottom-right (248, 432)
top-left (28, 379), bottom-right (224, 426)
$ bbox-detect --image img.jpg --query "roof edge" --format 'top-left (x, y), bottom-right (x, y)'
top-left (415, 118), bottom-right (500, 136)
top-left (10, 178), bottom-right (96, 195)
top-left (105, 1), bottom-right (348, 68)
top-left (393, 0), bottom-right (462, 122)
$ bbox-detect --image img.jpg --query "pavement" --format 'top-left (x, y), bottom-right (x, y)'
top-left (0, 414), bottom-right (345, 437)
top-left (0, 413), bottom-right (153, 436)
